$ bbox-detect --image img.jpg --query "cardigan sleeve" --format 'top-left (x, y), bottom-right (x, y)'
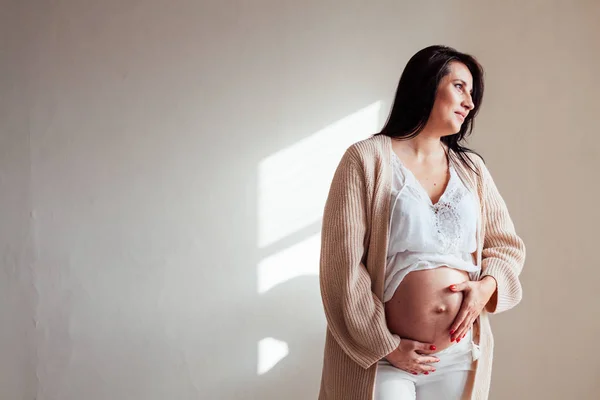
top-left (477, 158), bottom-right (526, 314)
top-left (319, 147), bottom-right (400, 369)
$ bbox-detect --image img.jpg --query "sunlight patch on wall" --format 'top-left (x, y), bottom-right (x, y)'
top-left (257, 101), bottom-right (382, 249)
top-left (257, 337), bottom-right (289, 375)
top-left (255, 102), bottom-right (382, 375)
top-left (257, 233), bottom-right (320, 294)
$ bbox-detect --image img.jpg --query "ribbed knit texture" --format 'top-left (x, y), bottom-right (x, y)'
top-left (318, 135), bottom-right (526, 400)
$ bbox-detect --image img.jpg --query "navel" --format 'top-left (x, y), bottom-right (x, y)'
top-left (434, 304), bottom-right (447, 313)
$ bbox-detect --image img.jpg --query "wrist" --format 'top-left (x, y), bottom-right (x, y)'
top-left (480, 275), bottom-right (497, 293)
top-left (480, 275), bottom-right (498, 308)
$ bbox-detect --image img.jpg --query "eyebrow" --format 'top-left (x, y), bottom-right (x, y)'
top-left (455, 79), bottom-right (473, 94)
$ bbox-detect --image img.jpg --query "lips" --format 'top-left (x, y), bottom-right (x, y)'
top-left (455, 112), bottom-right (466, 121)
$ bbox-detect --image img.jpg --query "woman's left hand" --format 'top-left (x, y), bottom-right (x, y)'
top-left (448, 276), bottom-right (497, 342)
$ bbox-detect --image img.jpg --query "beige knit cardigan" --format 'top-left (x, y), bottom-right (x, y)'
top-left (318, 134), bottom-right (526, 399)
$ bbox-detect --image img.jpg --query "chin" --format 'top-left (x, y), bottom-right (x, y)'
top-left (448, 123), bottom-right (461, 134)
top-left (454, 120), bottom-right (464, 132)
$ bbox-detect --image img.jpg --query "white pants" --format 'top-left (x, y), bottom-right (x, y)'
top-left (374, 329), bottom-right (480, 400)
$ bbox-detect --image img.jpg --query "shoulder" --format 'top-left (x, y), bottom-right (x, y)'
top-left (460, 150), bottom-right (485, 168)
top-left (344, 134), bottom-right (389, 164)
top-left (334, 135), bottom-right (389, 187)
top-left (451, 149), bottom-right (489, 177)
top-left (454, 151), bottom-right (505, 198)
top-left (465, 151), bottom-right (493, 182)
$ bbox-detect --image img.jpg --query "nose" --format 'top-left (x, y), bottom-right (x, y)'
top-left (462, 93), bottom-right (474, 111)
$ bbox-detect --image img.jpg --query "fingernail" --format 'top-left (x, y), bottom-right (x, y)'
top-left (430, 345), bottom-right (436, 350)
top-left (432, 369), bottom-right (436, 373)
top-left (456, 338), bottom-right (461, 343)
top-left (424, 372), bottom-right (429, 375)
top-left (450, 329), bottom-right (455, 335)
top-left (450, 285), bottom-right (456, 291)
top-left (412, 372), bottom-right (418, 375)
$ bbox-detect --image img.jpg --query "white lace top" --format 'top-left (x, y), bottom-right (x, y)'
top-left (384, 150), bottom-right (481, 302)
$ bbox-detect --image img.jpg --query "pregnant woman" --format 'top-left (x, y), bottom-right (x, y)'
top-left (318, 45), bottom-right (526, 400)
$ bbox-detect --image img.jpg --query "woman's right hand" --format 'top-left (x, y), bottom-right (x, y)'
top-left (384, 338), bottom-right (440, 375)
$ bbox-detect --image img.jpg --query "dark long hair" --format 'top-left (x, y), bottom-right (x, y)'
top-left (374, 45), bottom-right (485, 174)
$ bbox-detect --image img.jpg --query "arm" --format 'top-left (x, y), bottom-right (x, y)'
top-left (477, 159), bottom-right (526, 314)
top-left (319, 147), bottom-right (400, 369)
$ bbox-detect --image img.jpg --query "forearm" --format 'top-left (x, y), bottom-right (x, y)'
top-left (320, 261), bottom-right (400, 368)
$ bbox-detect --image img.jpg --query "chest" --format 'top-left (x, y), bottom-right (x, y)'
top-left (401, 160), bottom-right (450, 205)
top-left (390, 161), bottom-right (478, 251)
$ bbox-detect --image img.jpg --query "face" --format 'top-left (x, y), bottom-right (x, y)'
top-left (426, 61), bottom-right (475, 135)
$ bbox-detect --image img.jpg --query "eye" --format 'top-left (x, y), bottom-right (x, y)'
top-left (455, 83), bottom-right (463, 91)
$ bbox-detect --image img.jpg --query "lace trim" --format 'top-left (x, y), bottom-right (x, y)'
top-left (390, 151), bottom-right (468, 253)
top-left (431, 185), bottom-right (465, 253)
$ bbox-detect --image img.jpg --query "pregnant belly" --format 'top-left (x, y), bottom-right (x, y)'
top-left (384, 266), bottom-right (470, 352)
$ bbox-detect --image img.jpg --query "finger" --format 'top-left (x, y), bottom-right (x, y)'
top-left (418, 364), bottom-right (438, 374)
top-left (461, 321), bottom-right (474, 340)
top-left (452, 310), bottom-right (476, 342)
top-left (452, 321), bottom-right (465, 342)
top-left (449, 281), bottom-right (470, 293)
top-left (413, 340), bottom-right (438, 354)
top-left (449, 308), bottom-right (470, 340)
top-left (453, 328), bottom-right (466, 343)
top-left (417, 356), bottom-right (440, 365)
top-left (454, 317), bottom-right (473, 343)
top-left (456, 314), bottom-right (474, 340)
top-left (461, 328), bottom-right (470, 340)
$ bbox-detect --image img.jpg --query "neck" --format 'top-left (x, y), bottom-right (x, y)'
top-left (400, 131), bottom-right (447, 163)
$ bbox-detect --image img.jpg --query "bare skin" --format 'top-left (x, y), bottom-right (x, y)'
top-left (383, 61), bottom-right (497, 375)
top-left (386, 267), bottom-right (470, 352)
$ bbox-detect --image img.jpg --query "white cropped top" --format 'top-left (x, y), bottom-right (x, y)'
top-left (384, 150), bottom-right (481, 302)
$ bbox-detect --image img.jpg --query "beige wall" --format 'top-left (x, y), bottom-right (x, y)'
top-left (1, 0), bottom-right (598, 399)
top-left (0, 1), bottom-right (37, 399)
top-left (456, 2), bottom-right (600, 398)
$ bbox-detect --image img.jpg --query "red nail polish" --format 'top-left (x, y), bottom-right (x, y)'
top-left (456, 338), bottom-right (461, 343)
top-left (430, 345), bottom-right (436, 350)
top-left (412, 372), bottom-right (418, 375)
top-left (450, 285), bottom-right (456, 290)
top-left (450, 329), bottom-right (455, 335)
top-left (432, 369), bottom-right (436, 373)
top-left (424, 372), bottom-right (429, 375)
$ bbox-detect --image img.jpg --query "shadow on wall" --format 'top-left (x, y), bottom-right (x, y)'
top-left (248, 102), bottom-right (384, 398)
